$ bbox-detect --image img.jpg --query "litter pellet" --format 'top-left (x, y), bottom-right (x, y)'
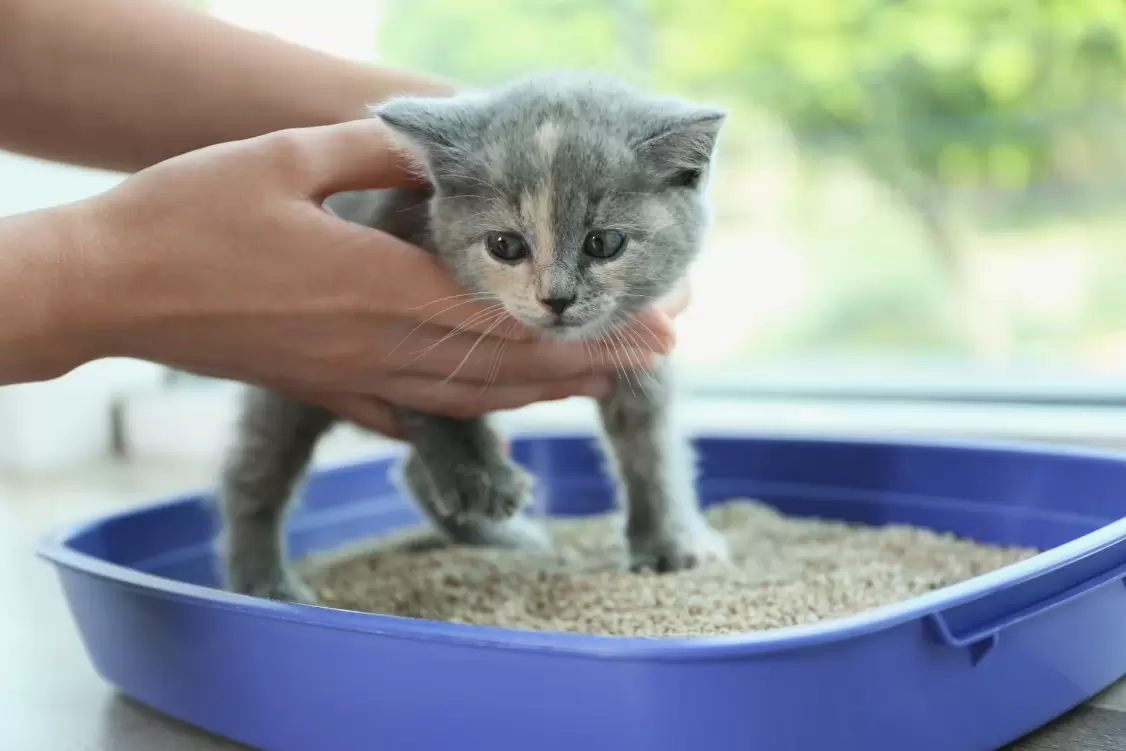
top-left (299, 499), bottom-right (1037, 637)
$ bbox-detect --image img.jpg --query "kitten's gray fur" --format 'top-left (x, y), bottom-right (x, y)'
top-left (218, 72), bottom-right (729, 603)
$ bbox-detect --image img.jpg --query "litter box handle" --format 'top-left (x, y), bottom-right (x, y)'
top-left (925, 538), bottom-right (1126, 665)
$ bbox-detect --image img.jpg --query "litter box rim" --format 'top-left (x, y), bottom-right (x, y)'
top-left (39, 430), bottom-right (1126, 662)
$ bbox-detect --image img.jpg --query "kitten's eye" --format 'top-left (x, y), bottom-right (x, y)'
top-left (486, 232), bottom-right (529, 263)
top-left (583, 229), bottom-right (627, 260)
top-left (670, 168), bottom-right (703, 189)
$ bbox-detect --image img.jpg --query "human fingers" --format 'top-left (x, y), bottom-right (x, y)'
top-left (369, 241), bottom-right (686, 354)
top-left (362, 374), bottom-right (612, 419)
top-left (602, 283), bottom-right (692, 353)
top-left (383, 320), bottom-right (655, 383)
top-left (612, 308), bottom-right (676, 354)
top-left (395, 287), bottom-right (677, 355)
top-left (299, 393), bottom-right (407, 439)
top-left (659, 281), bottom-right (693, 319)
top-left (262, 119), bottom-right (429, 199)
top-left (320, 225), bottom-right (539, 340)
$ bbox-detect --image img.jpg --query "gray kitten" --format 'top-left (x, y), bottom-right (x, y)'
top-left (217, 72), bottom-right (729, 603)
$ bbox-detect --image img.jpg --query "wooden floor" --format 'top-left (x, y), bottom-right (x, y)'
top-left (2, 457), bottom-right (1124, 751)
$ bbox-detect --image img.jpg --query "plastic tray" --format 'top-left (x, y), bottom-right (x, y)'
top-left (41, 433), bottom-right (1126, 751)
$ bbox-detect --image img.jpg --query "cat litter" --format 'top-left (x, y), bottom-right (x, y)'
top-left (301, 498), bottom-right (1037, 637)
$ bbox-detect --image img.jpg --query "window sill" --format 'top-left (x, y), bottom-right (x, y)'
top-left (118, 382), bottom-right (1126, 471)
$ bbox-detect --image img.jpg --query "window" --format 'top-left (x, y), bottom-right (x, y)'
top-left (202, 0), bottom-right (1126, 393)
top-left (125, 1), bottom-right (1126, 462)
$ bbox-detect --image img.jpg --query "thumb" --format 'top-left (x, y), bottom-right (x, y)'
top-left (276, 119), bottom-right (430, 199)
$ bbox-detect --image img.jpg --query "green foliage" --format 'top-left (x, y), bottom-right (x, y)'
top-left (381, 0), bottom-right (1126, 205)
top-left (379, 0), bottom-right (641, 86)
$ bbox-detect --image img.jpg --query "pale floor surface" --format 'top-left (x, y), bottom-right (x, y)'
top-left (1, 459), bottom-right (1123, 751)
top-left (0, 458), bottom-right (250, 750)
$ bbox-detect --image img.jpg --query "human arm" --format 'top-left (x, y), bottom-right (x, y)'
top-left (0, 121), bottom-right (682, 436)
top-left (0, 0), bottom-right (454, 173)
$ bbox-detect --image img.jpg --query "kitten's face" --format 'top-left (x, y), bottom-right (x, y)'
top-left (374, 74), bottom-right (725, 339)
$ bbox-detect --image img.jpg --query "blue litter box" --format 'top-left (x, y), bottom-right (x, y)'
top-left (40, 433), bottom-right (1126, 751)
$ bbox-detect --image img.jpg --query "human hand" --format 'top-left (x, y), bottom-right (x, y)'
top-left (68, 120), bottom-right (688, 436)
top-left (303, 280), bottom-right (690, 437)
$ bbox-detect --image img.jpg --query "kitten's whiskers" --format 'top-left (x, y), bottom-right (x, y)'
top-left (611, 295), bottom-right (671, 353)
top-left (399, 304), bottom-right (506, 370)
top-left (612, 327), bottom-right (645, 397)
top-left (442, 310), bottom-right (510, 386)
top-left (480, 320), bottom-right (517, 396)
top-left (603, 329), bottom-right (636, 396)
top-left (408, 292), bottom-right (495, 312)
top-left (619, 327), bottom-right (654, 398)
top-left (628, 318), bottom-right (666, 354)
top-left (388, 297), bottom-right (498, 360)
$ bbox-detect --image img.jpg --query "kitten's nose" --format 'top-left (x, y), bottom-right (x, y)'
top-left (539, 295), bottom-right (576, 316)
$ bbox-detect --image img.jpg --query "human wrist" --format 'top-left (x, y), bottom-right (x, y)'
top-left (0, 201), bottom-right (116, 383)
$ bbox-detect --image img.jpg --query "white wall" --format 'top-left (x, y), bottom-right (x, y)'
top-left (0, 152), bottom-right (164, 473)
top-left (208, 0), bottom-right (382, 61)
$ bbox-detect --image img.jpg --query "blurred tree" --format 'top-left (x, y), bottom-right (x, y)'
top-left (379, 0), bottom-right (639, 84)
top-left (643, 0), bottom-right (1126, 360)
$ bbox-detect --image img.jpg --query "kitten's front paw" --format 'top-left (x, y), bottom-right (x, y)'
top-left (489, 514), bottom-right (553, 552)
top-left (228, 567), bottom-right (318, 605)
top-left (628, 522), bottom-right (729, 573)
top-left (436, 460), bottom-right (535, 522)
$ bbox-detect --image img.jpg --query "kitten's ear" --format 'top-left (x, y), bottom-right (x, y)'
top-left (369, 97), bottom-right (459, 149)
top-left (368, 95), bottom-right (483, 180)
top-left (634, 106), bottom-right (726, 188)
